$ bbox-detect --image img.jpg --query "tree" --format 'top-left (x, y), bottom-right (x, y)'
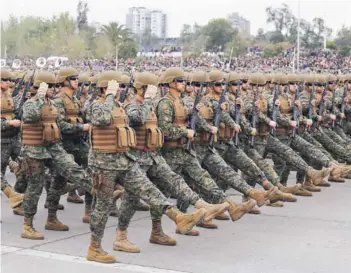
top-left (202, 19), bottom-right (236, 51)
top-left (266, 4), bottom-right (295, 38)
top-left (77, 1), bottom-right (89, 31)
top-left (139, 28), bottom-right (159, 51)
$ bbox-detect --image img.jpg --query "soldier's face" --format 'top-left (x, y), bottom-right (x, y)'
top-left (1, 78), bottom-right (10, 91)
top-left (10, 80), bottom-right (15, 88)
top-left (315, 84), bottom-right (323, 93)
top-left (213, 81), bottom-right (225, 94)
top-left (186, 83), bottom-right (193, 93)
top-left (172, 78), bottom-right (185, 93)
top-left (347, 82), bottom-right (351, 90)
top-left (47, 87), bottom-right (54, 98)
top-left (289, 84), bottom-right (297, 93)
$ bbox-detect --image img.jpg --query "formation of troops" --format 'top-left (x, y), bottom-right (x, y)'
top-left (1, 65), bottom-right (351, 264)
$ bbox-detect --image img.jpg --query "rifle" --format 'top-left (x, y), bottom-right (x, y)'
top-left (307, 84), bottom-right (315, 132)
top-left (331, 87), bottom-right (336, 129)
top-left (250, 85), bottom-right (258, 147)
top-left (234, 83), bottom-right (241, 146)
top-left (317, 83), bottom-right (328, 127)
top-left (185, 82), bottom-right (204, 152)
top-left (292, 84), bottom-right (300, 138)
top-left (12, 72), bottom-right (26, 98)
top-left (119, 71), bottom-right (134, 103)
top-left (209, 83), bottom-right (228, 147)
top-left (339, 84), bottom-right (347, 127)
top-left (76, 82), bottom-right (84, 100)
top-left (15, 69), bottom-right (36, 119)
top-left (270, 85), bottom-right (279, 136)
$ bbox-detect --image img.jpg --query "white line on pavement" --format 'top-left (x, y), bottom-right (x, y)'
top-left (1, 245), bottom-right (189, 273)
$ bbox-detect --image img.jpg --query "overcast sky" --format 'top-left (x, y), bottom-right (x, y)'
top-left (1, 0), bottom-right (351, 37)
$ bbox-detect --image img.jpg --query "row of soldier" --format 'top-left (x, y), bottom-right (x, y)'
top-left (1, 67), bottom-right (351, 264)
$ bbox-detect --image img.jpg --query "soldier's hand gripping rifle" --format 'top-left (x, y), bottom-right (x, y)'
top-left (209, 82), bottom-right (228, 148)
top-left (250, 85), bottom-right (258, 148)
top-left (185, 82), bottom-right (204, 152)
top-left (292, 84), bottom-right (300, 138)
top-left (234, 82), bottom-right (242, 146)
top-left (15, 69), bottom-right (36, 119)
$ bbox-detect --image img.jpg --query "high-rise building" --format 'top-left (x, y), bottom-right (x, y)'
top-left (126, 7), bottom-right (167, 38)
top-left (227, 12), bottom-right (251, 34)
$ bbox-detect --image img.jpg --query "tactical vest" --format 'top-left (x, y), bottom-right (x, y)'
top-left (59, 92), bottom-right (83, 124)
top-left (91, 98), bottom-right (136, 153)
top-left (1, 93), bottom-right (18, 138)
top-left (256, 99), bottom-right (270, 136)
top-left (276, 94), bottom-right (293, 135)
top-left (194, 106), bottom-right (214, 144)
top-left (162, 95), bottom-right (188, 149)
top-left (79, 95), bottom-right (87, 106)
top-left (128, 101), bottom-right (163, 151)
top-left (22, 103), bottom-right (61, 145)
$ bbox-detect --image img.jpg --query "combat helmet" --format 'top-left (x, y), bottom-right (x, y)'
top-left (33, 72), bottom-right (56, 87)
top-left (0, 69), bottom-right (12, 79)
top-left (191, 71), bottom-right (209, 83)
top-left (208, 70), bottom-right (225, 82)
top-left (78, 73), bottom-right (90, 84)
top-left (163, 67), bottom-right (185, 83)
top-left (57, 67), bottom-right (79, 83)
top-left (248, 73), bottom-right (266, 85)
top-left (97, 71), bottom-right (122, 88)
top-left (133, 72), bottom-right (158, 89)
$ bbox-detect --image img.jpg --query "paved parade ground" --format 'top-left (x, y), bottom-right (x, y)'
top-left (1, 171), bottom-right (351, 273)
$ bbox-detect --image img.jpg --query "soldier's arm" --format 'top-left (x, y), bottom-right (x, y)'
top-left (53, 96), bottom-right (84, 133)
top-left (22, 98), bottom-right (45, 123)
top-left (156, 99), bottom-right (187, 139)
top-left (90, 95), bottom-right (114, 126)
top-left (1, 120), bottom-right (11, 130)
top-left (125, 101), bottom-right (151, 126)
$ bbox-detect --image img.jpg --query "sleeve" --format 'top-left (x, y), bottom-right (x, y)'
top-left (90, 95), bottom-right (114, 127)
top-left (22, 98), bottom-right (45, 123)
top-left (125, 101), bottom-right (152, 126)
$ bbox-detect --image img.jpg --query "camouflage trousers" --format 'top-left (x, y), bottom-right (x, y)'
top-left (311, 128), bottom-right (351, 164)
top-left (244, 134), bottom-right (311, 187)
top-left (193, 144), bottom-right (252, 198)
top-left (276, 134), bottom-right (331, 185)
top-left (1, 135), bottom-right (21, 191)
top-left (118, 153), bottom-right (200, 226)
top-left (22, 143), bottom-right (92, 218)
top-left (60, 139), bottom-right (93, 205)
top-left (238, 136), bottom-right (280, 187)
top-left (323, 126), bottom-right (351, 147)
top-left (1, 172), bottom-right (10, 191)
top-left (90, 163), bottom-right (173, 242)
top-left (163, 148), bottom-right (226, 206)
top-left (334, 124), bottom-right (351, 142)
top-left (215, 141), bottom-right (267, 187)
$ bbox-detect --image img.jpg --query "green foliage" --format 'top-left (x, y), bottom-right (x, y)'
top-left (202, 19), bottom-right (237, 51)
top-left (326, 40), bottom-right (337, 50)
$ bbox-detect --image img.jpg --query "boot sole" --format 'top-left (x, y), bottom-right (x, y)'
top-left (214, 215), bottom-right (230, 221)
top-left (196, 224), bottom-right (218, 229)
top-left (21, 234), bottom-right (44, 240)
top-left (45, 226), bottom-right (69, 231)
top-left (86, 256), bottom-right (116, 263)
top-left (149, 239), bottom-right (177, 246)
top-left (112, 246), bottom-right (140, 253)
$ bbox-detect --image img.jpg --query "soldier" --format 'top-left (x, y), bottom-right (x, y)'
top-left (1, 69), bottom-right (24, 211)
top-left (20, 75), bottom-right (94, 240)
top-left (243, 73), bottom-right (329, 193)
top-left (88, 71), bottom-right (206, 263)
top-left (53, 67), bottom-right (93, 223)
top-left (156, 67), bottom-right (276, 225)
top-left (77, 73), bottom-right (90, 106)
top-left (335, 74), bottom-right (351, 138)
top-left (122, 71), bottom-right (229, 249)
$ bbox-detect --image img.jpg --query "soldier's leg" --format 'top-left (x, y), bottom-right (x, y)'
top-left (21, 157), bottom-right (45, 240)
top-left (300, 131), bottom-right (335, 161)
top-left (324, 127), bottom-right (350, 146)
top-left (88, 167), bottom-right (117, 263)
top-left (271, 136), bottom-right (291, 181)
top-left (312, 129), bottom-right (351, 163)
top-left (50, 144), bottom-right (93, 194)
top-left (1, 172), bottom-right (24, 209)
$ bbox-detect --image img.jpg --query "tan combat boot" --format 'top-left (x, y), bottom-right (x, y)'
top-left (215, 213), bottom-right (230, 220)
top-left (87, 236), bottom-right (116, 263)
top-left (267, 189), bottom-right (297, 203)
top-left (21, 217), bottom-right (44, 240)
top-left (266, 200), bottom-right (284, 207)
top-left (316, 180), bottom-right (331, 187)
top-left (3, 185), bottom-right (24, 209)
top-left (149, 220), bottom-right (177, 246)
top-left (247, 186), bottom-right (276, 207)
top-left (113, 228), bottom-right (140, 253)
top-left (225, 198), bottom-right (257, 221)
top-left (165, 207), bottom-right (206, 235)
top-left (277, 183), bottom-right (302, 194)
top-left (45, 212), bottom-right (69, 231)
top-left (306, 168), bottom-right (329, 186)
top-left (242, 196), bottom-right (261, 214)
top-left (194, 199), bottom-right (229, 222)
top-left (175, 228), bottom-right (200, 236)
top-left (67, 191), bottom-right (84, 203)
top-left (13, 204), bottom-right (25, 216)
top-left (82, 205), bottom-right (92, 224)
top-left (197, 220), bottom-right (218, 229)
top-left (294, 182), bottom-right (313, 196)
top-left (329, 164), bottom-right (345, 182)
top-left (303, 178), bottom-right (321, 192)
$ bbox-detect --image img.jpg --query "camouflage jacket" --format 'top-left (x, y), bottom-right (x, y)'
top-left (88, 94), bottom-right (136, 171)
top-left (227, 92), bottom-right (253, 135)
